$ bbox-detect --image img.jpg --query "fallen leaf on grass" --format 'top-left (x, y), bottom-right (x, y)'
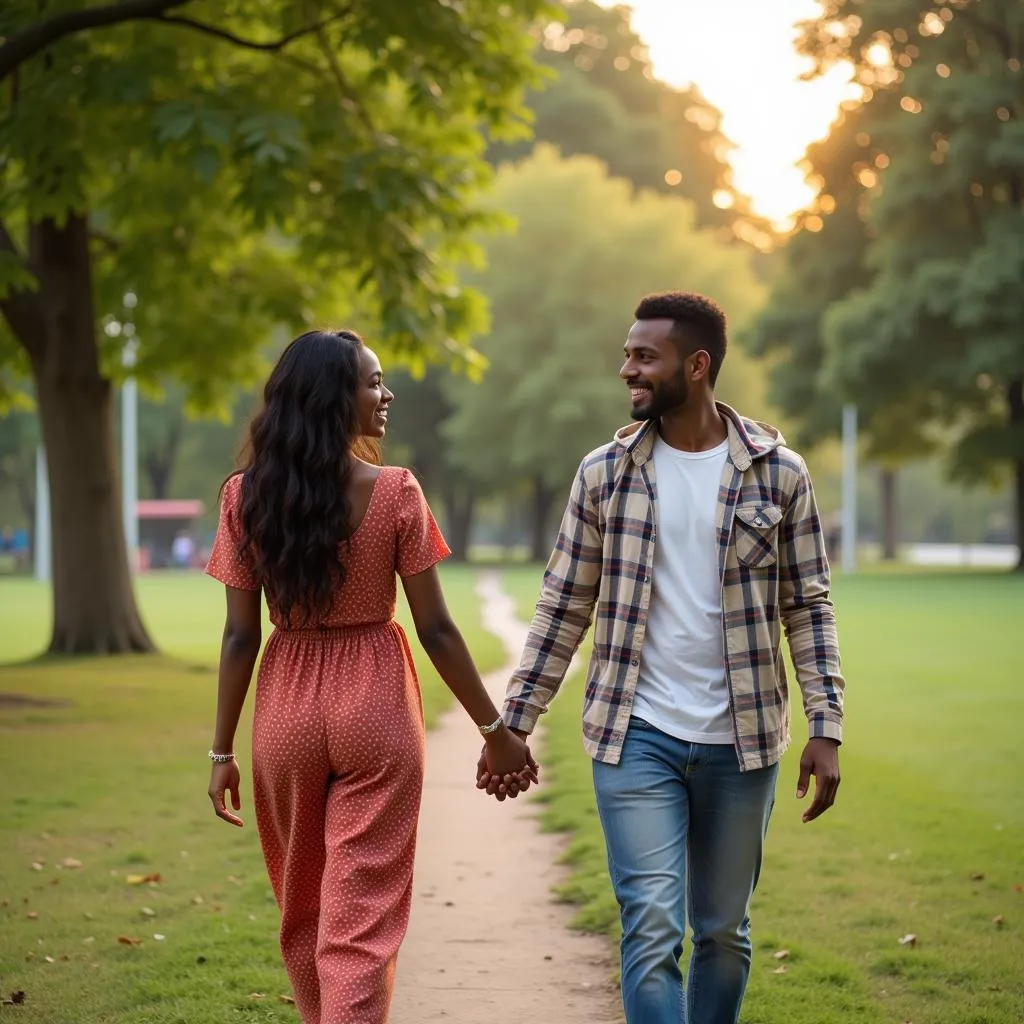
top-left (125, 873), bottom-right (161, 885)
top-left (30, 862), bottom-right (44, 872)
top-left (249, 993), bottom-right (266, 1000)
top-left (1012, 884), bottom-right (1022, 894)
top-left (772, 949), bottom-right (790, 960)
top-left (993, 915), bottom-right (1005, 928)
top-left (140, 907), bottom-right (156, 918)
top-left (60, 858), bottom-right (82, 870)
top-left (772, 965), bottom-right (789, 975)
top-left (83, 937), bottom-right (95, 945)
top-left (898, 934), bottom-right (917, 948)
top-left (49, 878), bottom-right (60, 886)
top-left (971, 872), bottom-right (985, 881)
top-left (191, 896), bottom-right (204, 905)
top-left (26, 912), bottom-right (38, 920)
top-left (279, 995), bottom-right (296, 1004)
top-left (44, 956), bottom-right (55, 964)
top-left (116, 936), bottom-right (143, 947)
top-left (2, 991), bottom-right (26, 1006)
top-left (153, 934), bottom-right (165, 941)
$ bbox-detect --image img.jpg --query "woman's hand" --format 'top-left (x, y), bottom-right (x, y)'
top-left (482, 726), bottom-right (539, 799)
top-left (208, 760), bottom-right (244, 827)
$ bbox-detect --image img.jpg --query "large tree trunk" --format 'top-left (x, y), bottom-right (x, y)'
top-left (1010, 378), bottom-right (1024, 572)
top-left (24, 214), bottom-right (155, 653)
top-left (879, 467), bottom-right (898, 561)
top-left (442, 488), bottom-right (475, 564)
top-left (529, 476), bottom-right (555, 564)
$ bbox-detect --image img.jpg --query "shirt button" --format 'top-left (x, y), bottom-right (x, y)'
top-left (631, 658), bottom-right (639, 666)
top-left (644, 574), bottom-right (651, 583)
top-left (754, 517), bottom-right (764, 526)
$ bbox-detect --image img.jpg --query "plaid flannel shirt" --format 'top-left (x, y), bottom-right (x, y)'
top-left (502, 403), bottom-right (845, 771)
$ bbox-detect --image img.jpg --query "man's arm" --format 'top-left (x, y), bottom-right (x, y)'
top-left (504, 462), bottom-right (604, 735)
top-left (778, 457), bottom-right (845, 821)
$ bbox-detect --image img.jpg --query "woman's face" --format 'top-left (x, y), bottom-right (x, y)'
top-left (356, 346), bottom-right (393, 438)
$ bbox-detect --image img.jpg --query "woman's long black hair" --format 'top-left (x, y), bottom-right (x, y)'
top-left (232, 329), bottom-right (378, 626)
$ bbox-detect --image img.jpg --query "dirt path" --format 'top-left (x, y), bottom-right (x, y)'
top-left (390, 572), bottom-right (622, 1023)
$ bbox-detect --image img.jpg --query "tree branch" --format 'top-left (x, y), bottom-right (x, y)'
top-left (0, 220), bottom-right (46, 360)
top-left (152, 6), bottom-right (353, 54)
top-left (0, 0), bottom-right (190, 81)
top-left (312, 16), bottom-right (376, 133)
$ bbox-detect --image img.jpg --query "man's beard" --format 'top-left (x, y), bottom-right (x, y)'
top-left (630, 369), bottom-right (689, 421)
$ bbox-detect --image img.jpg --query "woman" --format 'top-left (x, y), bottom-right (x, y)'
top-left (205, 329), bottom-right (537, 1023)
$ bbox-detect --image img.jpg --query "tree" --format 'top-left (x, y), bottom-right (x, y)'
top-left (490, 0), bottom-right (764, 236)
top-left (0, 408), bottom-right (37, 530)
top-left (747, 94), bottom-right (926, 559)
top-left (443, 146), bottom-right (765, 560)
top-left (796, 0), bottom-right (1024, 569)
top-left (0, 0), bottom-right (552, 651)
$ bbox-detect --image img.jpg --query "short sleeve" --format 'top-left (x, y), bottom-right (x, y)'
top-left (205, 474), bottom-right (260, 591)
top-left (395, 469), bottom-right (451, 578)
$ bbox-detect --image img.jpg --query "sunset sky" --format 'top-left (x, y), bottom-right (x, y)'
top-left (597, 0), bottom-right (855, 225)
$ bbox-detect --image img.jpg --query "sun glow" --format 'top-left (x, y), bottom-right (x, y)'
top-left (597, 0), bottom-right (854, 227)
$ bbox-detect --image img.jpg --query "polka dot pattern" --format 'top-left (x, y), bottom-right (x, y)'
top-left (207, 467), bottom-right (451, 1023)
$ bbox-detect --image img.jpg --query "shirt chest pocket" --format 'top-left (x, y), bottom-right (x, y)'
top-left (733, 503), bottom-right (784, 568)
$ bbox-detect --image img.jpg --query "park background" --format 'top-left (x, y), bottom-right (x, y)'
top-left (1, 1), bottom-right (1022, 1022)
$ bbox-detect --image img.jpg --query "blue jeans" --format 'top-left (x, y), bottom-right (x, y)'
top-left (592, 718), bottom-right (778, 1024)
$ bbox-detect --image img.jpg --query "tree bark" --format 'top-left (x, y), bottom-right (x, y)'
top-left (880, 467), bottom-right (898, 561)
top-left (1010, 377), bottom-right (1024, 572)
top-left (529, 476), bottom-right (555, 564)
top-left (142, 415), bottom-right (183, 500)
top-left (25, 214), bottom-right (155, 653)
top-left (442, 489), bottom-right (475, 564)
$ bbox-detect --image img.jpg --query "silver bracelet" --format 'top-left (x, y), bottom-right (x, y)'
top-left (478, 716), bottom-right (504, 736)
top-left (208, 750), bottom-right (235, 763)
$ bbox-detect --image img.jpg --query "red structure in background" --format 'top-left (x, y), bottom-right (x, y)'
top-left (136, 499), bottom-right (205, 570)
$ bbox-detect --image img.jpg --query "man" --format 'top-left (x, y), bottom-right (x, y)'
top-left (479, 292), bottom-right (845, 1024)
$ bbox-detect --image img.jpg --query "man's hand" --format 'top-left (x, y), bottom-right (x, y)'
top-left (796, 737), bottom-right (840, 823)
top-left (476, 728), bottom-right (537, 801)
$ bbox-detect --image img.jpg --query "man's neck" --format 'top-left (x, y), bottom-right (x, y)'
top-left (658, 398), bottom-right (727, 453)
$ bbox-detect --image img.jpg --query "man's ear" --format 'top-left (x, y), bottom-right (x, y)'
top-left (690, 349), bottom-right (712, 382)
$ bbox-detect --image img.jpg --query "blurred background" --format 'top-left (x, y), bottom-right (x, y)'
top-left (0, 0), bottom-right (1020, 623)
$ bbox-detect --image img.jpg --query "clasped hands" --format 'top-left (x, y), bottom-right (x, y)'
top-left (476, 725), bottom-right (538, 801)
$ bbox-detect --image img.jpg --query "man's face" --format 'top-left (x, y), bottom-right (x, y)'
top-left (619, 319), bottom-right (688, 421)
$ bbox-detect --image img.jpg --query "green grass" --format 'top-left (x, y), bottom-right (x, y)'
top-left (0, 567), bottom-right (502, 1023)
top-left (501, 565), bottom-right (1024, 1024)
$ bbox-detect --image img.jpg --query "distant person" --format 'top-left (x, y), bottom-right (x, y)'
top-left (205, 329), bottom-right (537, 1023)
top-left (171, 531), bottom-right (196, 568)
top-left (479, 292), bottom-right (846, 1024)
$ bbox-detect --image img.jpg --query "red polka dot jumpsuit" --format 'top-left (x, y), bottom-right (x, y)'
top-left (206, 467), bottom-right (450, 1023)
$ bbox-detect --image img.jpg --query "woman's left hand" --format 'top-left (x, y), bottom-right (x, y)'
top-left (482, 727), bottom-right (539, 799)
top-left (209, 760), bottom-right (244, 827)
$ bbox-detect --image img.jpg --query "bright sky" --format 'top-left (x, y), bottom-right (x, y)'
top-left (599, 0), bottom-right (856, 225)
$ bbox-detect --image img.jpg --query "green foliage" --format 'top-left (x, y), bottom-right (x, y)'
top-left (442, 146), bottom-right (766, 496)
top-left (0, 0), bottom-right (555, 398)
top-left (753, 1), bottom-right (1024, 557)
top-left (491, 0), bottom-right (751, 233)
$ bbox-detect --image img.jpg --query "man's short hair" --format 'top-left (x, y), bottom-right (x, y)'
top-left (634, 292), bottom-right (727, 386)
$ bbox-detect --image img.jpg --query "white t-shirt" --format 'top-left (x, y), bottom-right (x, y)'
top-left (632, 434), bottom-right (734, 744)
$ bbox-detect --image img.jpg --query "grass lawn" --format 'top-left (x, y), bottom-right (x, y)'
top-left (502, 565), bottom-right (1024, 1024)
top-left (0, 566), bottom-right (501, 1023)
